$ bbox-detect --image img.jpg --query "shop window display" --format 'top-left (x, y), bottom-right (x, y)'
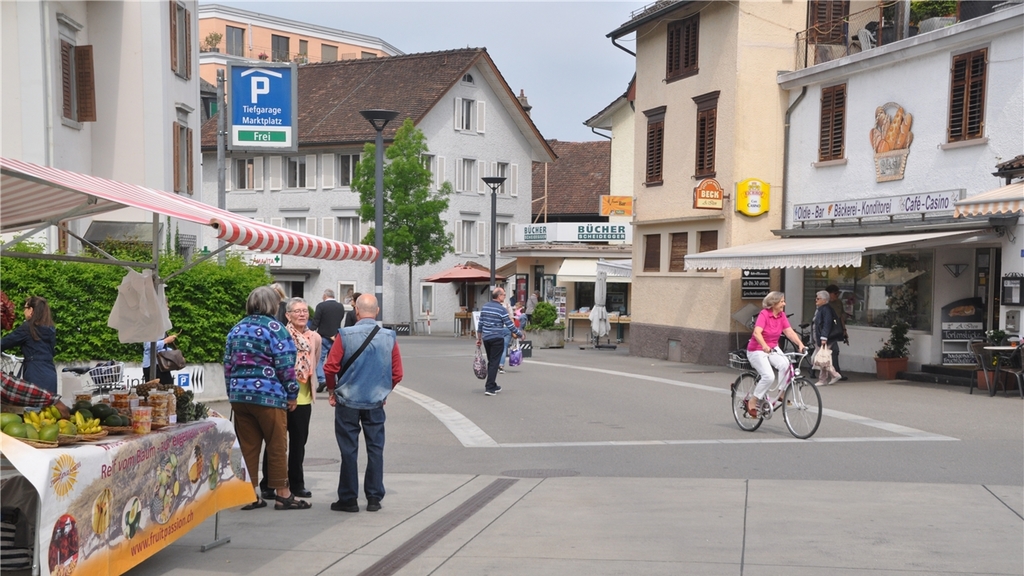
top-left (804, 251), bottom-right (933, 331)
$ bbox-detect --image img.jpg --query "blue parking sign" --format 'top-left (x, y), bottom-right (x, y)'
top-left (227, 62), bottom-right (298, 151)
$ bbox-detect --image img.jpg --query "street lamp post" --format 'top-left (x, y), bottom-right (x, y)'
top-left (481, 176), bottom-right (506, 290)
top-left (359, 109), bottom-right (399, 323)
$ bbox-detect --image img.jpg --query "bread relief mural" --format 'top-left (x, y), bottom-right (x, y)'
top-left (870, 102), bottom-right (914, 182)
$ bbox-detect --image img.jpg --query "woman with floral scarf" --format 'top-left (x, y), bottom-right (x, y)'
top-left (260, 297), bottom-right (321, 500)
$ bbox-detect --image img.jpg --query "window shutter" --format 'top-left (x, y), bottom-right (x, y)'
top-left (510, 164), bottom-right (518, 197)
top-left (477, 101), bottom-right (486, 133)
top-left (643, 234), bottom-right (661, 272)
top-left (253, 157), bottom-right (264, 190)
top-left (74, 45), bottom-right (96, 122)
top-left (269, 156), bottom-right (282, 190)
top-left (454, 97), bottom-right (462, 130)
top-left (270, 217), bottom-right (283, 229)
top-left (454, 220), bottom-right (463, 253)
top-left (819, 84), bottom-right (845, 161)
top-left (666, 22), bottom-right (681, 78)
top-left (669, 232), bottom-right (688, 272)
top-left (359, 220), bottom-right (369, 243)
top-left (490, 162), bottom-right (497, 188)
top-left (321, 217), bottom-right (334, 240)
top-left (306, 217), bottom-right (317, 235)
top-left (60, 41), bottom-right (73, 119)
top-left (184, 8), bottom-right (192, 79)
top-left (253, 217), bottom-right (265, 223)
top-left (695, 108), bottom-right (716, 176)
top-left (225, 159), bottom-right (233, 191)
top-left (455, 158), bottom-right (464, 191)
top-left (169, 1), bottom-right (177, 74)
top-left (682, 15), bottom-right (699, 73)
top-left (436, 156), bottom-right (445, 189)
top-left (306, 154), bottom-right (317, 189)
top-left (477, 162), bottom-right (485, 194)
top-left (186, 127), bottom-right (194, 194)
top-left (172, 122), bottom-right (181, 192)
top-left (477, 221), bottom-right (486, 255)
top-left (646, 120), bottom-right (664, 183)
top-left (949, 49), bottom-right (988, 142)
top-left (966, 50), bottom-right (986, 139)
top-left (322, 154), bottom-right (335, 188)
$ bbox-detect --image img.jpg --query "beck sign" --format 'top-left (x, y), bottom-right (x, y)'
top-left (228, 63), bottom-right (297, 151)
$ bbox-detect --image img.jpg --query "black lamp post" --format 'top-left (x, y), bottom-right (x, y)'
top-left (359, 109), bottom-right (399, 323)
top-left (481, 176), bottom-right (506, 290)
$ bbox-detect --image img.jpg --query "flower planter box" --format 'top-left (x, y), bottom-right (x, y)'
top-left (874, 357), bottom-right (908, 380)
top-left (525, 328), bottom-right (564, 349)
top-left (976, 371), bottom-right (1019, 392)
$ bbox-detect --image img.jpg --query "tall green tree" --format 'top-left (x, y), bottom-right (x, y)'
top-left (352, 118), bottom-right (454, 332)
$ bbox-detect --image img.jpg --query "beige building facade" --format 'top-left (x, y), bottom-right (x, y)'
top-left (609, 1), bottom-right (807, 363)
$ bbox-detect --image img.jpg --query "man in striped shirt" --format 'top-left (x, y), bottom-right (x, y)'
top-left (477, 288), bottom-right (523, 396)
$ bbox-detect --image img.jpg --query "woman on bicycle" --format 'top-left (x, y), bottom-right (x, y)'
top-left (1, 296), bottom-right (58, 394)
top-left (746, 291), bottom-right (805, 416)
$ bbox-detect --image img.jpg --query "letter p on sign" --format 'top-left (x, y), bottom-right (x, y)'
top-left (251, 77), bottom-right (270, 103)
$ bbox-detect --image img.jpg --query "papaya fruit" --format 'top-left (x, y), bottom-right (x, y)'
top-left (3, 422), bottom-right (28, 438)
top-left (0, 413), bottom-right (22, 429)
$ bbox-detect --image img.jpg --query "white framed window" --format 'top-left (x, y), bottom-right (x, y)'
top-left (336, 216), bottom-right (361, 244)
top-left (336, 153), bottom-right (360, 187)
top-left (172, 120), bottom-right (192, 194)
top-left (283, 217), bottom-right (306, 232)
top-left (286, 156), bottom-right (309, 188)
top-left (337, 282), bottom-right (357, 306)
top-left (461, 73), bottom-right (474, 85)
top-left (496, 222), bottom-right (511, 248)
top-left (462, 98), bottom-right (474, 130)
top-left (233, 157), bottom-right (263, 190)
top-left (456, 158), bottom-right (476, 192)
top-left (454, 97), bottom-right (485, 132)
top-left (495, 162), bottom-right (509, 194)
top-left (422, 154), bottom-right (435, 188)
top-left (420, 284), bottom-right (434, 316)
top-left (454, 219), bottom-right (476, 254)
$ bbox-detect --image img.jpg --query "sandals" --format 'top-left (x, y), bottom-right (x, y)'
top-left (241, 498), bottom-right (267, 510)
top-left (274, 493), bottom-right (312, 510)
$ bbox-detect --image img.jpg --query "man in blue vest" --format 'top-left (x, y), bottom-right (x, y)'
top-left (323, 294), bottom-right (403, 513)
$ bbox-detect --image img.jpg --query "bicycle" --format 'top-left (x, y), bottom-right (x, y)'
top-left (1, 352), bottom-right (23, 376)
top-left (728, 349), bottom-right (822, 439)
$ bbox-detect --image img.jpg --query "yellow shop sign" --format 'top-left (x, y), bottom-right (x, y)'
top-left (737, 178), bottom-right (770, 216)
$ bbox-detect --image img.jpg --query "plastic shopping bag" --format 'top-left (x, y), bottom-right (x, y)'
top-left (812, 343), bottom-right (833, 370)
top-left (473, 342), bottom-right (487, 379)
top-left (508, 340), bottom-right (523, 367)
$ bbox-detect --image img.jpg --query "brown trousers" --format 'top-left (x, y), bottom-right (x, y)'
top-left (232, 402), bottom-right (288, 490)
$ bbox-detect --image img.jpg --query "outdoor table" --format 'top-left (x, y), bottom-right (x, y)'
top-left (0, 417), bottom-right (253, 575)
top-left (983, 346), bottom-right (1018, 397)
top-left (453, 311), bottom-right (473, 337)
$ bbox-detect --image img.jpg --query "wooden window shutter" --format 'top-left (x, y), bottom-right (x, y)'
top-left (269, 156), bottom-right (282, 190)
top-left (454, 220), bottom-right (463, 253)
top-left (966, 50), bottom-right (986, 139)
top-left (359, 220), bottom-right (370, 243)
top-left (305, 154), bottom-right (317, 189)
top-left (477, 161), bottom-right (485, 194)
top-left (184, 8), bottom-right (192, 79)
top-left (808, 1), bottom-right (848, 44)
top-left (186, 127), bottom-right (194, 194)
top-left (436, 156), bottom-right (445, 189)
top-left (669, 232), bottom-right (688, 272)
top-left (666, 21), bottom-right (681, 78)
top-left (950, 49), bottom-right (987, 142)
top-left (510, 164), bottom-right (518, 197)
top-left (645, 119), bottom-right (664, 184)
top-left (60, 40), bottom-right (73, 119)
top-left (306, 217), bottom-right (317, 235)
top-left (172, 122), bottom-right (181, 192)
top-left (477, 222), bottom-right (486, 255)
top-left (169, 1), bottom-right (177, 74)
top-left (695, 108), bottom-right (717, 176)
top-left (74, 45), bottom-right (96, 122)
top-left (252, 157), bottom-right (264, 190)
top-left (455, 158), bottom-right (463, 191)
top-left (454, 98), bottom-right (462, 130)
top-left (477, 101), bottom-right (486, 133)
top-left (819, 84), bottom-right (845, 161)
top-left (682, 14), bottom-right (699, 74)
top-left (321, 217), bottom-right (334, 240)
top-left (225, 159), bottom-right (232, 191)
top-left (698, 230), bottom-right (718, 273)
top-left (643, 234), bottom-right (661, 272)
top-left (321, 154), bottom-right (335, 188)
top-left (270, 217), bottom-right (283, 229)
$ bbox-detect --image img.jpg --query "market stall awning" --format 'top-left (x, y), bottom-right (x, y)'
top-left (0, 157), bottom-right (377, 261)
top-left (954, 182), bottom-right (1023, 217)
top-left (558, 258), bottom-right (632, 283)
top-left (423, 264), bottom-right (505, 283)
top-left (683, 230), bottom-right (993, 270)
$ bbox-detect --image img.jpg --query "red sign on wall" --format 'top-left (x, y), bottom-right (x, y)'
top-left (693, 179), bottom-right (724, 210)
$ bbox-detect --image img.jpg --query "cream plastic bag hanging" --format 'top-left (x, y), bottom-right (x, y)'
top-left (107, 269), bottom-right (173, 342)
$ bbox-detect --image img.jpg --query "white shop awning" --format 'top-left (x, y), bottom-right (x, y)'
top-left (683, 230), bottom-right (993, 270)
top-left (558, 258), bottom-right (632, 283)
top-left (954, 182), bottom-right (1023, 217)
top-left (596, 258), bottom-right (633, 278)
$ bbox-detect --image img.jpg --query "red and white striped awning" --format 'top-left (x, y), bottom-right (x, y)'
top-left (954, 182), bottom-right (1024, 218)
top-left (0, 157), bottom-right (377, 262)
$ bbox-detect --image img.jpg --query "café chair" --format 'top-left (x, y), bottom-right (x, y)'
top-left (999, 346), bottom-right (1024, 399)
top-left (968, 340), bottom-right (993, 395)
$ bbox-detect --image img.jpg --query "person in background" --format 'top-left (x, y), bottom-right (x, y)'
top-left (224, 286), bottom-right (309, 511)
top-left (745, 291), bottom-right (806, 417)
top-left (310, 289), bottom-right (346, 393)
top-left (513, 301), bottom-right (525, 328)
top-left (342, 293), bottom-right (361, 329)
top-left (825, 284), bottom-right (849, 381)
top-left (477, 288), bottom-right (523, 395)
top-left (498, 292), bottom-right (516, 374)
top-left (323, 294), bottom-right (403, 513)
top-left (2, 296), bottom-right (58, 394)
top-left (261, 297), bottom-right (320, 500)
top-left (811, 291), bottom-right (843, 386)
top-left (525, 291), bottom-right (539, 326)
top-left (142, 332), bottom-right (178, 385)
top-left (270, 283), bottom-right (289, 323)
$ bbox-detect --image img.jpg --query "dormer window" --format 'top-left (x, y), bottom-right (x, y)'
top-left (462, 73), bottom-right (474, 84)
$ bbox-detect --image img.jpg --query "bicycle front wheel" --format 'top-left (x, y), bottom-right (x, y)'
top-left (731, 373), bottom-right (762, 432)
top-left (783, 377), bottom-right (822, 439)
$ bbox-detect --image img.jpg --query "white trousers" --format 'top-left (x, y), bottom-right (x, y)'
top-left (747, 348), bottom-right (790, 400)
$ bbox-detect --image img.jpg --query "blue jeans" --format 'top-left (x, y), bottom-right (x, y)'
top-left (334, 403), bottom-right (386, 502)
top-left (316, 337), bottom-right (332, 384)
top-left (499, 332), bottom-right (511, 367)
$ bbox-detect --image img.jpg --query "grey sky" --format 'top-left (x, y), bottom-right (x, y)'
top-left (223, 1), bottom-right (642, 142)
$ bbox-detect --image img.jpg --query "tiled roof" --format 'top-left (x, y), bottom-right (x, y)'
top-left (201, 48), bottom-right (552, 158)
top-left (994, 154), bottom-right (1024, 171)
top-left (532, 140), bottom-right (610, 217)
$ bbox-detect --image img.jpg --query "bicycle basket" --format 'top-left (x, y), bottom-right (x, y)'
top-left (1, 353), bottom-right (23, 376)
top-left (728, 350), bottom-right (751, 371)
top-left (88, 362), bottom-right (125, 390)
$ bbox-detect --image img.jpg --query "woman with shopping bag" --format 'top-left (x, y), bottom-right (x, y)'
top-left (811, 291), bottom-right (843, 386)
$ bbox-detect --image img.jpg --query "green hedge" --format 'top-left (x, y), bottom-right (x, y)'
top-left (1, 245), bottom-right (271, 363)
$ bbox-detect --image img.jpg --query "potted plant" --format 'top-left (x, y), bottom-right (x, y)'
top-left (875, 320), bottom-right (912, 379)
top-left (985, 329), bottom-right (1006, 345)
top-left (258, 52), bottom-right (269, 61)
top-left (524, 301), bottom-right (565, 349)
top-left (202, 32), bottom-right (222, 53)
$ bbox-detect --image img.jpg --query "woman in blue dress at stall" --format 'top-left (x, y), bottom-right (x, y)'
top-left (1, 296), bottom-right (58, 394)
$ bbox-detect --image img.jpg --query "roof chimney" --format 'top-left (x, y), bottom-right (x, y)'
top-left (517, 89), bottom-right (532, 116)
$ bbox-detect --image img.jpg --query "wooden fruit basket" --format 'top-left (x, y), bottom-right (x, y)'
top-left (17, 437), bottom-right (59, 449)
top-left (100, 426), bottom-right (134, 435)
top-left (79, 430), bottom-right (109, 442)
top-left (58, 434), bottom-right (82, 446)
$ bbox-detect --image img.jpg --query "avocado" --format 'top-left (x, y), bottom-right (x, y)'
top-left (73, 400), bottom-right (93, 413)
top-left (92, 404), bottom-right (113, 419)
top-left (103, 415), bottom-right (123, 427)
top-left (121, 415), bottom-right (132, 427)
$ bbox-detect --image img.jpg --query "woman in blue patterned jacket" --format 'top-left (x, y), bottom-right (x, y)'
top-left (223, 286), bottom-right (310, 510)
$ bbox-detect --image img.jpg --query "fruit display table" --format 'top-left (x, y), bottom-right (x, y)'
top-left (0, 417), bottom-right (253, 575)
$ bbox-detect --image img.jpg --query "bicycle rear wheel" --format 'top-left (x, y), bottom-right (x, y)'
top-left (783, 377), bottom-right (822, 439)
top-left (731, 373), bottom-right (762, 431)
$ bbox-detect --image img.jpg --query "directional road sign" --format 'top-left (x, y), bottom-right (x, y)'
top-left (227, 62), bottom-right (298, 151)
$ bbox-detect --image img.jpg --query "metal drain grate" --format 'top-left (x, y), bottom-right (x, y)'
top-left (501, 469), bottom-right (580, 478)
top-left (357, 478), bottom-right (518, 576)
top-left (304, 458), bottom-right (339, 466)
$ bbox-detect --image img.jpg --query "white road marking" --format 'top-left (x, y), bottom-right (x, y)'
top-left (396, 361), bottom-right (957, 447)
